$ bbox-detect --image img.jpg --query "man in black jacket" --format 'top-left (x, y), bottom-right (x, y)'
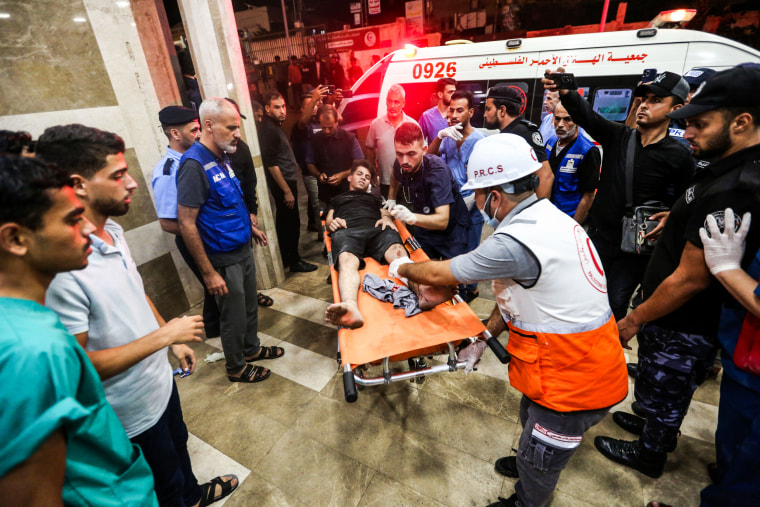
top-left (545, 71), bottom-right (695, 321)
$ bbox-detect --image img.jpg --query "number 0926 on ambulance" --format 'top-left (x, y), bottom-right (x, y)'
top-left (337, 28), bottom-right (760, 135)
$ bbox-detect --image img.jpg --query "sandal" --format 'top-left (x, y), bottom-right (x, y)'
top-left (228, 364), bottom-right (270, 383)
top-left (199, 474), bottom-right (239, 506)
top-left (257, 292), bottom-right (274, 307)
top-left (245, 345), bottom-right (284, 361)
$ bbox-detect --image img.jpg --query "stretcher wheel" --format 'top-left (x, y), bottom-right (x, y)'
top-left (343, 370), bottom-right (358, 402)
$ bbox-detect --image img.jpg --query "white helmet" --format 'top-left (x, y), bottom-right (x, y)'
top-left (462, 133), bottom-right (542, 192)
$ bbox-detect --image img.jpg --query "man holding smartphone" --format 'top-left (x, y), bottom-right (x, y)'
top-left (544, 70), bottom-right (694, 323)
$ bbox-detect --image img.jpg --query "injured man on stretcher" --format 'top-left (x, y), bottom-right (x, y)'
top-left (324, 160), bottom-right (455, 329)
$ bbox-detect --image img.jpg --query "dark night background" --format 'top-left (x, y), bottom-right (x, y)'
top-left (163, 0), bottom-right (758, 49)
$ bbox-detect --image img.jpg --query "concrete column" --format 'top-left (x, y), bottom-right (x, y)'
top-left (177, 0), bottom-right (284, 289)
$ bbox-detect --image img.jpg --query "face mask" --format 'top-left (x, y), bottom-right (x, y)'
top-left (481, 191), bottom-right (501, 228)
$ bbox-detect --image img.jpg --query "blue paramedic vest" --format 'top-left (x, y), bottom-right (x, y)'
top-left (180, 142), bottom-right (251, 254)
top-left (545, 133), bottom-right (596, 216)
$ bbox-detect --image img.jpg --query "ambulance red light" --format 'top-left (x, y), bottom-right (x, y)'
top-left (651, 9), bottom-right (696, 28)
top-left (404, 44), bottom-right (418, 58)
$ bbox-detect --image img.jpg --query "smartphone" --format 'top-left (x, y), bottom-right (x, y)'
top-left (547, 72), bottom-right (577, 90)
top-left (325, 85), bottom-right (335, 95)
top-left (642, 68), bottom-right (658, 82)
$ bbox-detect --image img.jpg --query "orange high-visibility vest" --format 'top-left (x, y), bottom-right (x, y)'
top-left (493, 199), bottom-right (628, 412)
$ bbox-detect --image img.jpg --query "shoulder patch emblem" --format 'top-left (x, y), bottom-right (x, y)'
top-left (684, 186), bottom-right (695, 204)
top-left (704, 210), bottom-right (742, 236)
top-left (532, 132), bottom-right (543, 146)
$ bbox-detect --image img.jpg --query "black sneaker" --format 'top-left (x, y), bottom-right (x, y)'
top-left (290, 261), bottom-right (318, 273)
top-left (494, 456), bottom-right (519, 478)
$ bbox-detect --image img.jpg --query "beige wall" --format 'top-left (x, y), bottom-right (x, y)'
top-left (0, 0), bottom-right (197, 318)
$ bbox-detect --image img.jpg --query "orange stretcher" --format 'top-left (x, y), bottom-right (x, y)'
top-left (324, 219), bottom-right (509, 402)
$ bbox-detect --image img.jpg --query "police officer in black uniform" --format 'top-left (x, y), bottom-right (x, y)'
top-left (483, 86), bottom-right (554, 199)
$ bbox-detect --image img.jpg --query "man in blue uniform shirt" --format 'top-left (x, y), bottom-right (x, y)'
top-left (428, 90), bottom-right (486, 301)
top-left (151, 106), bottom-right (222, 338)
top-left (418, 77), bottom-right (456, 145)
top-left (389, 122), bottom-right (471, 262)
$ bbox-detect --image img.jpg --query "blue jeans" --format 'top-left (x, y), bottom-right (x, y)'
top-left (131, 381), bottom-right (202, 507)
top-left (701, 373), bottom-right (760, 506)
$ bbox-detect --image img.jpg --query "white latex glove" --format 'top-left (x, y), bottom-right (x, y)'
top-left (388, 256), bottom-right (414, 280)
top-left (437, 124), bottom-right (464, 141)
top-left (383, 199), bottom-right (396, 211)
top-left (699, 208), bottom-right (751, 275)
top-left (458, 340), bottom-right (487, 374)
top-left (463, 193), bottom-right (476, 211)
top-left (391, 204), bottom-right (417, 225)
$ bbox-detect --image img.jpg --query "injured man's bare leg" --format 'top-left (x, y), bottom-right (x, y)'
top-left (325, 245), bottom-right (454, 328)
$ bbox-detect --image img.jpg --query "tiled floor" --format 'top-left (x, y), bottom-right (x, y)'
top-left (173, 192), bottom-right (719, 507)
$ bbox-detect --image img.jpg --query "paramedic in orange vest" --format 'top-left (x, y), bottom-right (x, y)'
top-left (389, 134), bottom-right (628, 507)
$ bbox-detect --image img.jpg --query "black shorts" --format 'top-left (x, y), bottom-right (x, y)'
top-left (331, 226), bottom-right (403, 271)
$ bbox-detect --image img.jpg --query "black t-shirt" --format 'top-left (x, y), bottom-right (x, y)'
top-left (258, 115), bottom-right (299, 181)
top-left (642, 144), bottom-right (760, 334)
top-left (227, 139), bottom-right (258, 215)
top-left (500, 116), bottom-right (549, 163)
top-left (548, 141), bottom-right (601, 194)
top-left (329, 191), bottom-right (384, 229)
top-left (290, 120), bottom-right (321, 173)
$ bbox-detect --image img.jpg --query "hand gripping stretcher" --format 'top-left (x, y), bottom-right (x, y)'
top-left (324, 219), bottom-right (510, 402)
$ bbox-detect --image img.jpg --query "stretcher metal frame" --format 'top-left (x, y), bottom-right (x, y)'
top-left (324, 219), bottom-right (509, 402)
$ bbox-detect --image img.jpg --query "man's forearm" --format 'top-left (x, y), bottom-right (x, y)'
top-left (307, 163), bottom-right (321, 178)
top-left (267, 165), bottom-right (292, 193)
top-left (573, 192), bottom-right (595, 224)
top-left (389, 177), bottom-right (399, 200)
top-left (485, 303), bottom-right (507, 338)
top-left (159, 218), bottom-right (180, 235)
top-left (78, 328), bottom-right (177, 381)
top-left (715, 269), bottom-right (760, 319)
top-left (428, 136), bottom-right (443, 156)
top-left (399, 259), bottom-right (459, 286)
top-left (535, 162), bottom-right (554, 199)
top-left (559, 90), bottom-right (619, 144)
top-left (625, 245), bottom-right (711, 327)
top-left (413, 209), bottom-right (449, 230)
top-left (178, 218), bottom-right (215, 277)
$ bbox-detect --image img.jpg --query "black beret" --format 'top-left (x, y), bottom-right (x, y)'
top-left (158, 106), bottom-right (197, 126)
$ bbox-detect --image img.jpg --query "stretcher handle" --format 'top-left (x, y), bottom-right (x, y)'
top-left (484, 330), bottom-right (511, 364)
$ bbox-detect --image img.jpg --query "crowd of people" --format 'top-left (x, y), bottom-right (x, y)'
top-left (0, 60), bottom-right (759, 507)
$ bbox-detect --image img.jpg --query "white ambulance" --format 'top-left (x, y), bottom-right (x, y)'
top-left (338, 28), bottom-right (760, 135)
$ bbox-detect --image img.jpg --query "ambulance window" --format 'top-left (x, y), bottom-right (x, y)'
top-left (353, 56), bottom-right (390, 95)
top-left (397, 82), bottom-right (440, 123)
top-left (341, 96), bottom-right (379, 129)
top-left (592, 89), bottom-right (633, 122)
